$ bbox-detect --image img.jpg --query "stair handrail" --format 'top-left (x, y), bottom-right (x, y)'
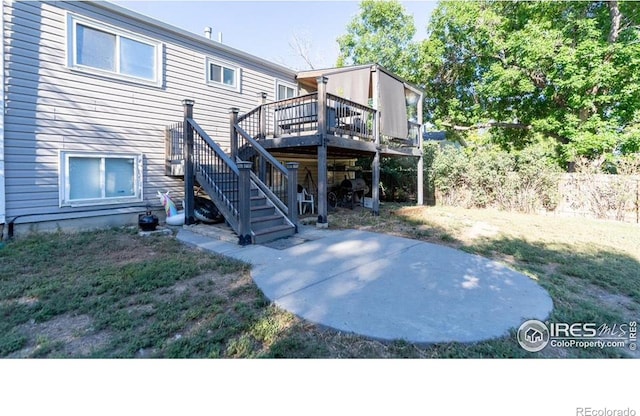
top-left (234, 123), bottom-right (287, 179)
top-left (249, 171), bottom-right (288, 216)
top-left (234, 123), bottom-right (291, 215)
top-left (185, 117), bottom-right (243, 234)
top-left (188, 118), bottom-right (239, 175)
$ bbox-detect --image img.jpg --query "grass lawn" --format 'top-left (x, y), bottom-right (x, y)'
top-left (1, 205), bottom-right (638, 358)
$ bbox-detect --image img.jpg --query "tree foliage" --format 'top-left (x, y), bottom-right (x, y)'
top-left (337, 1), bottom-right (640, 165)
top-left (336, 0), bottom-right (420, 81)
top-left (423, 1), bottom-right (640, 161)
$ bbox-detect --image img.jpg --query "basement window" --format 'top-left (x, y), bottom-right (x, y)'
top-left (59, 152), bottom-right (143, 207)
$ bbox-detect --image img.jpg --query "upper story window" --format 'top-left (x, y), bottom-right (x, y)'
top-left (277, 80), bottom-right (297, 100)
top-left (68, 14), bottom-right (162, 85)
top-left (206, 57), bottom-right (241, 91)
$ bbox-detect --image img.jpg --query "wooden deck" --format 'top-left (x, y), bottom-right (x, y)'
top-left (166, 76), bottom-right (424, 232)
top-left (236, 91), bottom-right (422, 159)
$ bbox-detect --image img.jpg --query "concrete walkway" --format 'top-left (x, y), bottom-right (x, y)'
top-left (177, 226), bottom-right (553, 344)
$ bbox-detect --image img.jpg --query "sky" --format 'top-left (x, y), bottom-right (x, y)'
top-left (112, 0), bottom-right (439, 70)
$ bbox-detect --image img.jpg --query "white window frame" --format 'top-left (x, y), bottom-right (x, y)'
top-left (66, 13), bottom-right (163, 86)
top-left (59, 151), bottom-right (144, 207)
top-left (205, 57), bottom-right (241, 92)
top-left (276, 80), bottom-right (298, 100)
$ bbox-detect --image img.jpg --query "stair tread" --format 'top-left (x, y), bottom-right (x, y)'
top-left (251, 204), bottom-right (272, 210)
top-left (197, 165), bottom-right (292, 244)
top-left (251, 214), bottom-right (283, 223)
top-left (252, 224), bottom-right (295, 236)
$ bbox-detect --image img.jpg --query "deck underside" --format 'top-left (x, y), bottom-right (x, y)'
top-left (258, 133), bottom-right (422, 159)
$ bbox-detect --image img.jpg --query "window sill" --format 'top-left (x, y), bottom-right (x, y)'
top-left (205, 80), bottom-right (241, 93)
top-left (61, 198), bottom-right (144, 209)
top-left (68, 65), bottom-right (163, 89)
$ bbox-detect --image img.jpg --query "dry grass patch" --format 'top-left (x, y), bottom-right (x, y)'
top-left (1, 208), bottom-right (637, 358)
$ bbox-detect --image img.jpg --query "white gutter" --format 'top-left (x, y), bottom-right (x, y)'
top-left (0, 0), bottom-right (6, 226)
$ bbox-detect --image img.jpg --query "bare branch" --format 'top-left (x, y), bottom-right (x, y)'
top-left (441, 121), bottom-right (532, 131)
top-left (608, 0), bottom-right (622, 44)
top-left (288, 31), bottom-right (315, 70)
top-left (442, 121), bottom-right (571, 144)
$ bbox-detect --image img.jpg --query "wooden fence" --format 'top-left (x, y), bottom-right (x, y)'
top-left (556, 173), bottom-right (640, 224)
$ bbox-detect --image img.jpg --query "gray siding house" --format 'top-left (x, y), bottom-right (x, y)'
top-left (1, 0), bottom-right (424, 243)
top-left (0, 0), bottom-right (298, 237)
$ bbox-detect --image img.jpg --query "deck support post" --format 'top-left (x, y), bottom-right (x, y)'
top-left (316, 76), bottom-right (329, 228)
top-left (372, 154), bottom-right (380, 216)
top-left (237, 161), bottom-right (253, 245)
top-left (258, 92), bottom-right (268, 140)
top-left (286, 162), bottom-right (299, 231)
top-left (417, 151), bottom-right (424, 206)
top-left (229, 107), bottom-right (239, 161)
top-left (371, 67), bottom-right (381, 216)
top-left (416, 91), bottom-right (424, 206)
top-left (372, 109), bottom-right (381, 216)
top-left (182, 99), bottom-right (196, 225)
top-left (256, 93), bottom-right (268, 181)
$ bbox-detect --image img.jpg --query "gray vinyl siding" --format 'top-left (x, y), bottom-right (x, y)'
top-left (3, 0), bottom-right (296, 222)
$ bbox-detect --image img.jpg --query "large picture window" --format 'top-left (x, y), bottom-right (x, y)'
top-left (206, 57), bottom-right (241, 91)
top-left (60, 152), bottom-right (143, 206)
top-left (68, 15), bottom-right (162, 85)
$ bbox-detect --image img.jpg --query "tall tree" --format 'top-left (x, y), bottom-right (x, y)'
top-left (421, 1), bottom-right (640, 160)
top-left (336, 0), bottom-right (420, 82)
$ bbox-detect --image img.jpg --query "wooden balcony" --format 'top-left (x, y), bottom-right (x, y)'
top-left (237, 92), bottom-right (422, 159)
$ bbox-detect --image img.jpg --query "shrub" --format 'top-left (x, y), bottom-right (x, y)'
top-left (561, 156), bottom-right (640, 221)
top-left (430, 144), bottom-right (561, 212)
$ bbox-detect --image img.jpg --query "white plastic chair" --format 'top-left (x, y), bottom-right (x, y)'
top-left (297, 187), bottom-right (315, 215)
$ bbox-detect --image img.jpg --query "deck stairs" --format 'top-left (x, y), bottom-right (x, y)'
top-left (196, 170), bottom-right (295, 245)
top-left (167, 112), bottom-right (296, 245)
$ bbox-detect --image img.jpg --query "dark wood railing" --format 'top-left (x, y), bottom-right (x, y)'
top-left (408, 121), bottom-right (421, 147)
top-left (326, 93), bottom-right (375, 142)
top-left (233, 120), bottom-right (294, 220)
top-left (165, 122), bottom-right (184, 176)
top-left (238, 93), bottom-right (319, 139)
top-left (166, 101), bottom-right (297, 244)
top-left (187, 119), bottom-right (241, 232)
top-left (236, 93), bottom-right (418, 148)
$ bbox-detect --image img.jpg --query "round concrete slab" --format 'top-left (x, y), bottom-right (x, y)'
top-left (178, 227), bottom-right (553, 344)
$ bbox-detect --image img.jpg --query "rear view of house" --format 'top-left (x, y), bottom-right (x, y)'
top-left (0, 0), bottom-right (298, 237)
top-left (0, 0), bottom-right (424, 243)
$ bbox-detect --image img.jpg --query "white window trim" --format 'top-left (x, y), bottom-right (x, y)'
top-left (275, 80), bottom-right (298, 100)
top-left (205, 57), bottom-right (241, 92)
top-left (59, 151), bottom-right (144, 208)
top-left (66, 13), bottom-right (163, 87)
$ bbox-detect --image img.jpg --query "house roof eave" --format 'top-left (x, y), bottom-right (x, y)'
top-left (86, 1), bottom-right (298, 78)
top-left (296, 63), bottom-right (424, 95)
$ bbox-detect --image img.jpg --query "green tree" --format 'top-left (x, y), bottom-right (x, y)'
top-left (421, 1), bottom-right (640, 163)
top-left (336, 0), bottom-right (420, 82)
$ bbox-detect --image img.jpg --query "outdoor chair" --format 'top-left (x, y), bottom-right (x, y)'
top-left (297, 186), bottom-right (315, 215)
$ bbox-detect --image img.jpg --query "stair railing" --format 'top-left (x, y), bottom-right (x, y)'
top-left (230, 108), bottom-right (298, 227)
top-left (181, 100), bottom-right (252, 245)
